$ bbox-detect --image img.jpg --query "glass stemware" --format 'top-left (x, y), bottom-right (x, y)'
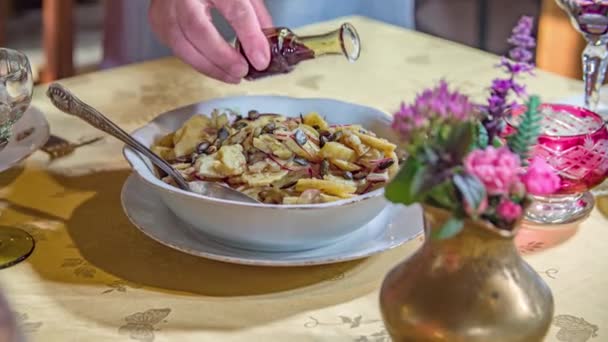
top-left (506, 104), bottom-right (608, 225)
top-left (556, 0), bottom-right (608, 114)
top-left (0, 48), bottom-right (35, 269)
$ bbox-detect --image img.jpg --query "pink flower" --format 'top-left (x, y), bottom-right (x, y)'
top-left (464, 147), bottom-right (521, 195)
top-left (497, 199), bottom-right (523, 221)
top-left (521, 157), bottom-right (560, 196)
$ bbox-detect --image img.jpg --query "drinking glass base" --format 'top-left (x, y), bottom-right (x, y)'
top-left (591, 179), bottom-right (608, 197)
top-left (0, 227), bottom-right (35, 269)
top-left (524, 192), bottom-right (595, 225)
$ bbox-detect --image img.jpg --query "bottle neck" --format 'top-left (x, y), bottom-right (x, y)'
top-left (299, 23), bottom-right (360, 62)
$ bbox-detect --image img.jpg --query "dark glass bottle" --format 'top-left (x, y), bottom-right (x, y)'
top-left (235, 23), bottom-right (361, 80)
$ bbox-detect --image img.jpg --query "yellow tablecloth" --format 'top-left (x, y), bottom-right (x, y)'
top-left (0, 17), bottom-right (605, 342)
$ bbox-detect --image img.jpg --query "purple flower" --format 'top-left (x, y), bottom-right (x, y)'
top-left (483, 16), bottom-right (537, 141)
top-left (392, 80), bottom-right (474, 140)
top-left (492, 79), bottom-right (513, 94)
top-left (509, 47), bottom-right (533, 63)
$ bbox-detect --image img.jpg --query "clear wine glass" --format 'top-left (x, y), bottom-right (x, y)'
top-left (556, 0), bottom-right (608, 114)
top-left (0, 48), bottom-right (35, 269)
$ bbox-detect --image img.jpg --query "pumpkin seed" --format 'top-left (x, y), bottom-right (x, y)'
top-left (320, 159), bottom-right (330, 176)
top-left (262, 122), bottom-right (276, 134)
top-left (280, 180), bottom-right (298, 189)
top-left (330, 130), bottom-right (343, 142)
top-left (233, 121), bottom-right (248, 130)
top-left (344, 171), bottom-right (354, 180)
top-left (353, 172), bottom-right (367, 180)
top-left (294, 129), bottom-right (307, 146)
top-left (217, 127), bottom-right (230, 142)
top-left (248, 110), bottom-right (260, 120)
top-left (196, 142), bottom-right (210, 154)
top-left (293, 156), bottom-right (309, 166)
top-left (319, 135), bottom-right (328, 148)
top-left (378, 159), bottom-right (395, 170)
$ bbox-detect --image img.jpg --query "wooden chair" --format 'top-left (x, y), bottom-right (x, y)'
top-left (41, 0), bottom-right (74, 83)
top-left (536, 0), bottom-right (585, 79)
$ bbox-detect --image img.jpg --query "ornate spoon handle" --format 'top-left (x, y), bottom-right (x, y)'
top-left (46, 83), bottom-right (190, 190)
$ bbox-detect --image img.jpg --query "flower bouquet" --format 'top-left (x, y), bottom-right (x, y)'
top-left (385, 16), bottom-right (560, 238)
top-left (379, 18), bottom-right (558, 341)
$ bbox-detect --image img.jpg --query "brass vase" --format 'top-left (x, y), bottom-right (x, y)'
top-left (379, 205), bottom-right (554, 342)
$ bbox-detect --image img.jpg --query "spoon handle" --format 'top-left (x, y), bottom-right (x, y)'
top-left (46, 83), bottom-right (190, 190)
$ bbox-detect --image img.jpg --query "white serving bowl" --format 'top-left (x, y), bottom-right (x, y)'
top-left (123, 95), bottom-right (400, 252)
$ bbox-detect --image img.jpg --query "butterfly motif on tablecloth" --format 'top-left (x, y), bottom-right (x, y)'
top-left (14, 312), bottom-right (42, 334)
top-left (554, 315), bottom-right (599, 342)
top-left (118, 308), bottom-right (171, 342)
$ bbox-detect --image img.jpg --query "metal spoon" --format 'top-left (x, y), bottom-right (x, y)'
top-left (46, 83), bottom-right (260, 204)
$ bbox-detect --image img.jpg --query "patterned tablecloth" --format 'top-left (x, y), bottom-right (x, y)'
top-left (0, 16), bottom-right (605, 342)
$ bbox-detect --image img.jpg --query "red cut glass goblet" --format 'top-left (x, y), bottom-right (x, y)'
top-left (506, 103), bottom-right (608, 224)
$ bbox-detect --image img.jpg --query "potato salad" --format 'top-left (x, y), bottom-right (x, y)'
top-left (151, 109), bottom-right (400, 204)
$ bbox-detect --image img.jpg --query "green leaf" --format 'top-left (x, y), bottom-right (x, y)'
top-left (445, 121), bottom-right (476, 162)
top-left (427, 180), bottom-right (459, 211)
top-left (476, 122), bottom-right (489, 149)
top-left (492, 137), bottom-right (504, 148)
top-left (385, 157), bottom-right (428, 205)
top-left (432, 217), bottom-right (464, 239)
top-left (507, 95), bottom-right (542, 162)
top-left (453, 173), bottom-right (486, 214)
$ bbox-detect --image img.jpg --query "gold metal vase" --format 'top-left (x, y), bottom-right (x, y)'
top-left (379, 205), bottom-right (554, 341)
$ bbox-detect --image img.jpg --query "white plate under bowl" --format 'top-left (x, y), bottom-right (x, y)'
top-left (0, 106), bottom-right (50, 172)
top-left (123, 95), bottom-right (402, 252)
top-left (121, 174), bottom-right (424, 267)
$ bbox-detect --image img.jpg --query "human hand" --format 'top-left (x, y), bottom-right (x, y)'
top-left (148, 0), bottom-right (272, 83)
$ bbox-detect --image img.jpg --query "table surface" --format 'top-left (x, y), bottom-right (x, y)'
top-left (0, 16), bottom-right (605, 342)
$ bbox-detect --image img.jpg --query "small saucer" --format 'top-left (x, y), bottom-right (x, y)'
top-left (0, 106), bottom-right (50, 172)
top-left (121, 174), bottom-right (424, 267)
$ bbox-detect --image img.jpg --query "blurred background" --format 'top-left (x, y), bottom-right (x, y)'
top-left (0, 0), bottom-right (583, 84)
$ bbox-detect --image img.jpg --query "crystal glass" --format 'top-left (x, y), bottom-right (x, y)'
top-left (555, 0), bottom-right (608, 114)
top-left (506, 104), bottom-right (608, 224)
top-left (235, 22), bottom-right (361, 80)
top-left (0, 48), bottom-right (33, 147)
top-left (0, 48), bottom-right (35, 269)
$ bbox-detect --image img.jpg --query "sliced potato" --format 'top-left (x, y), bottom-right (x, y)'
top-left (282, 197), bottom-right (299, 205)
top-left (284, 138), bottom-right (321, 162)
top-left (215, 145), bottom-right (246, 176)
top-left (354, 132), bottom-right (396, 153)
top-left (342, 132), bottom-right (369, 156)
top-left (295, 179), bottom-right (357, 197)
top-left (323, 174), bottom-right (357, 188)
top-left (173, 115), bottom-right (212, 157)
top-left (242, 171), bottom-right (289, 187)
top-left (210, 110), bottom-right (229, 129)
top-left (299, 124), bottom-right (320, 138)
top-left (320, 193), bottom-right (344, 203)
top-left (330, 158), bottom-right (361, 172)
top-left (248, 160), bottom-right (270, 173)
top-left (194, 154), bottom-right (223, 179)
top-left (155, 133), bottom-right (175, 148)
top-left (303, 112), bottom-right (328, 130)
top-left (253, 134), bottom-right (293, 159)
top-left (151, 146), bottom-right (176, 161)
top-left (320, 141), bottom-right (356, 161)
top-left (173, 115), bottom-right (210, 145)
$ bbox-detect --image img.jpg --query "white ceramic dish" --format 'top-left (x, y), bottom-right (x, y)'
top-left (0, 106), bottom-right (50, 172)
top-left (123, 95), bottom-right (402, 252)
top-left (121, 174), bottom-right (423, 266)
